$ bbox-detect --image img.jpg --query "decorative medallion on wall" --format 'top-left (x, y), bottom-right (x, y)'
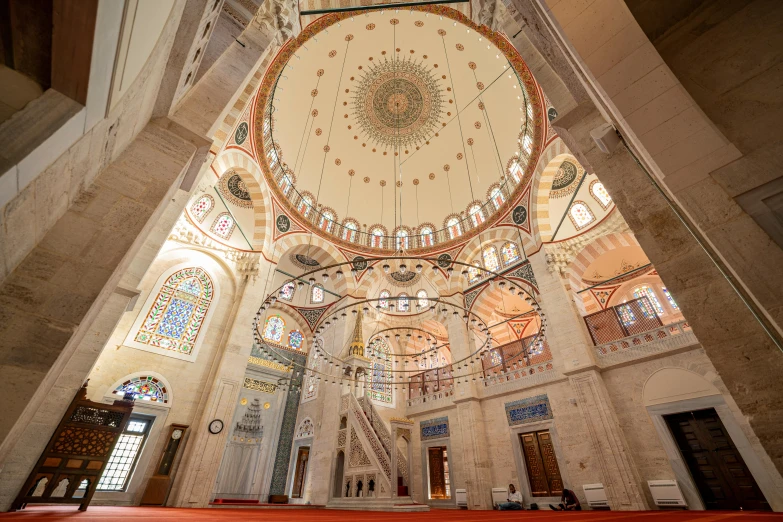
top-left (512, 205), bottom-right (528, 225)
top-left (217, 172), bottom-right (253, 209)
top-left (547, 107), bottom-right (557, 122)
top-left (235, 121), bottom-right (249, 145)
top-left (276, 214), bottom-right (291, 233)
top-left (505, 394), bottom-right (552, 426)
top-left (437, 253), bottom-right (452, 268)
top-left (420, 416), bottom-right (449, 441)
top-left (352, 59), bottom-right (443, 148)
top-left (550, 160), bottom-right (582, 199)
top-left (352, 256), bottom-right (368, 271)
top-left (291, 253), bottom-right (321, 270)
top-left (386, 270), bottom-right (421, 287)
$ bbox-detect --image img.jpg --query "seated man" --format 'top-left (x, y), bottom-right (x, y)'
top-left (497, 484), bottom-right (524, 510)
top-left (549, 488), bottom-right (581, 511)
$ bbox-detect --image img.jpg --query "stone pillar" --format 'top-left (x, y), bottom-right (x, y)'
top-left (0, 120), bottom-right (207, 511)
top-left (168, 259), bottom-right (264, 507)
top-left (446, 314), bottom-right (493, 510)
top-left (554, 105), bottom-right (783, 475)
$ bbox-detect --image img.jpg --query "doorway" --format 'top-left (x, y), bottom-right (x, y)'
top-left (426, 446), bottom-right (451, 499)
top-left (519, 430), bottom-right (563, 497)
top-left (664, 408), bottom-right (770, 511)
top-left (332, 451), bottom-right (345, 498)
top-left (291, 446), bottom-right (309, 498)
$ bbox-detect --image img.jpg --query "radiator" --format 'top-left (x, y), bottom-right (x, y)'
top-left (455, 488), bottom-right (468, 507)
top-left (491, 488), bottom-right (508, 507)
top-left (648, 480), bottom-right (687, 507)
top-left (582, 483), bottom-right (609, 508)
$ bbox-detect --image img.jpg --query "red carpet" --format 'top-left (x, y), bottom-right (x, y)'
top-left (0, 507), bottom-right (781, 521)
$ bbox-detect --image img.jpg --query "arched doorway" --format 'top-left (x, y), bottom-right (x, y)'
top-left (332, 451), bottom-right (345, 498)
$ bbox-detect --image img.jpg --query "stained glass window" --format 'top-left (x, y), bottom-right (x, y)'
top-left (190, 195), bottom-right (214, 223)
top-left (446, 217), bottom-right (462, 239)
top-left (634, 285), bottom-right (664, 316)
top-left (319, 210), bottom-right (335, 232)
top-left (343, 221), bottom-right (358, 242)
top-left (490, 186), bottom-right (505, 209)
top-left (113, 376), bottom-right (168, 403)
top-left (590, 180), bottom-right (611, 209)
top-left (263, 315), bottom-right (285, 343)
top-left (210, 212), bottom-right (235, 239)
top-left (396, 229), bottom-right (409, 250)
top-left (312, 284), bottom-right (324, 304)
top-left (469, 204), bottom-right (484, 227)
top-left (279, 281), bottom-right (295, 301)
top-left (616, 304), bottom-right (636, 327)
top-left (288, 330), bottom-right (304, 350)
top-left (379, 290), bottom-right (390, 309)
top-left (522, 134), bottom-right (533, 154)
top-left (662, 287), bottom-right (679, 310)
top-left (133, 267), bottom-right (214, 356)
top-left (568, 201), bottom-right (595, 230)
top-left (371, 227), bottom-right (385, 248)
top-left (482, 246), bottom-right (500, 272)
top-left (417, 289), bottom-right (429, 309)
top-left (468, 262), bottom-right (482, 284)
top-left (397, 293), bottom-right (410, 312)
top-left (490, 350), bottom-right (502, 367)
top-left (298, 194), bottom-right (313, 217)
top-left (509, 161), bottom-right (523, 183)
top-left (368, 338), bottom-right (392, 403)
top-left (420, 226), bottom-right (434, 247)
top-left (500, 242), bottom-right (520, 266)
top-left (279, 174), bottom-right (292, 195)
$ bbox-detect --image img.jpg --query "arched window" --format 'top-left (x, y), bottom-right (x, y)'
top-left (522, 133), bottom-right (533, 154)
top-left (417, 289), bottom-right (429, 309)
top-left (490, 350), bottom-right (502, 368)
top-left (568, 201), bottom-right (595, 230)
top-left (295, 418), bottom-right (314, 439)
top-left (190, 194), bottom-right (214, 223)
top-left (509, 161), bottom-right (523, 183)
top-left (368, 338), bottom-right (392, 404)
top-left (468, 204), bottom-right (484, 227)
top-left (590, 180), bottom-right (612, 209)
top-left (396, 229), bottom-right (409, 250)
top-left (311, 284), bottom-right (324, 304)
top-left (288, 330), bottom-right (304, 350)
top-left (279, 173), bottom-right (293, 195)
top-left (319, 210), bottom-right (335, 233)
top-left (131, 267), bottom-right (214, 356)
top-left (633, 285), bottom-right (664, 316)
top-left (113, 376), bottom-right (169, 403)
top-left (446, 217), bottom-right (462, 239)
top-left (468, 262), bottom-right (482, 284)
top-left (210, 212), bottom-right (235, 239)
top-left (616, 304), bottom-right (636, 327)
top-left (397, 293), bottom-right (410, 312)
top-left (379, 290), bottom-right (390, 309)
top-left (490, 186), bottom-right (505, 209)
top-left (279, 281), bottom-right (295, 301)
top-left (342, 221), bottom-right (358, 242)
top-left (482, 246), bottom-right (500, 272)
top-left (263, 315), bottom-right (285, 343)
top-left (419, 226), bottom-right (434, 247)
top-left (500, 242), bottom-right (520, 266)
top-left (371, 227), bottom-right (385, 248)
top-left (297, 194), bottom-right (314, 217)
top-left (662, 287), bottom-right (679, 310)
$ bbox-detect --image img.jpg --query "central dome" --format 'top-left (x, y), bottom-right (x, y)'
top-left (354, 59), bottom-right (443, 148)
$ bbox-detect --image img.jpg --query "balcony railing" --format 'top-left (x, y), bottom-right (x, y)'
top-left (593, 320), bottom-right (695, 365)
top-left (408, 364), bottom-right (454, 399)
top-left (583, 296), bottom-right (663, 346)
top-left (479, 335), bottom-right (550, 380)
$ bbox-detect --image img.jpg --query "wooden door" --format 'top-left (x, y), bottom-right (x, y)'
top-left (428, 447), bottom-right (446, 499)
top-left (665, 409), bottom-right (770, 511)
top-left (520, 430), bottom-right (563, 497)
top-left (291, 447), bottom-right (309, 498)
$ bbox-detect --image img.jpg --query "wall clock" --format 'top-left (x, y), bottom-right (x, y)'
top-left (208, 419), bottom-right (224, 434)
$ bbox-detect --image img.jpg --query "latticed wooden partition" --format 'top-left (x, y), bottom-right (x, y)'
top-left (10, 383), bottom-right (134, 511)
top-left (583, 296), bottom-right (663, 345)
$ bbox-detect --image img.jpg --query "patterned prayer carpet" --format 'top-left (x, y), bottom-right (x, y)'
top-left (1, 507), bottom-right (781, 521)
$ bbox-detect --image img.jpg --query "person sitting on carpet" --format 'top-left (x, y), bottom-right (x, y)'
top-left (549, 488), bottom-right (581, 511)
top-left (497, 484), bottom-right (524, 510)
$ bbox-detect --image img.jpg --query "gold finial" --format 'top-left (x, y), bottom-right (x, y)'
top-left (349, 309), bottom-right (365, 357)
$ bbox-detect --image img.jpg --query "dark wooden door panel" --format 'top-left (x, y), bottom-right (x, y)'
top-left (665, 409), bottom-right (770, 511)
top-left (428, 447), bottom-right (446, 499)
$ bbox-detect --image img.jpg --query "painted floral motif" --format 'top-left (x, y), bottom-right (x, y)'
top-left (263, 315), bottom-right (285, 343)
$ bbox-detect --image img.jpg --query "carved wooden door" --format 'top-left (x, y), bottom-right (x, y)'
top-left (291, 447), bottom-right (309, 498)
top-left (665, 409), bottom-right (770, 511)
top-left (427, 447), bottom-right (446, 499)
top-left (520, 430), bottom-right (563, 497)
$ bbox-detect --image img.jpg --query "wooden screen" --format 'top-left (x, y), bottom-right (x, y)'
top-left (520, 430), bottom-right (563, 497)
top-left (10, 383), bottom-right (133, 511)
top-left (428, 447), bottom-right (447, 499)
top-left (291, 447), bottom-right (310, 498)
